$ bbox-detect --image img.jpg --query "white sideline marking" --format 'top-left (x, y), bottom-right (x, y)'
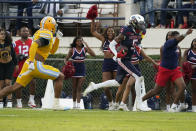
top-left (0, 115), bottom-right (17, 117)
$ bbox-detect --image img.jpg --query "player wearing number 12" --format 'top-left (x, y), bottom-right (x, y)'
top-left (0, 16), bottom-right (65, 110)
top-left (13, 26), bottom-right (36, 108)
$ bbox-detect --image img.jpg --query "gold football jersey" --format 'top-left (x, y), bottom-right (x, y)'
top-left (33, 29), bottom-right (53, 60)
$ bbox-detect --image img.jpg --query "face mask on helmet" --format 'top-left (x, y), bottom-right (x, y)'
top-left (129, 14), bottom-right (146, 32)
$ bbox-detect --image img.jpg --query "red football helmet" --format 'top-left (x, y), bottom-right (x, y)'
top-left (62, 61), bottom-right (75, 80)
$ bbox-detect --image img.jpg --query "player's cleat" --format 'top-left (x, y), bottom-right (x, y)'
top-left (6, 102), bottom-right (12, 108)
top-left (0, 102), bottom-right (3, 109)
top-left (108, 103), bottom-right (116, 111)
top-left (192, 106), bottom-right (196, 112)
top-left (83, 82), bottom-right (96, 96)
top-left (53, 105), bottom-right (70, 111)
top-left (136, 98), bottom-right (151, 112)
top-left (17, 102), bottom-right (23, 108)
top-left (28, 100), bottom-right (36, 108)
top-left (64, 107), bottom-right (70, 111)
top-left (52, 104), bottom-right (65, 110)
top-left (113, 103), bottom-right (119, 111)
top-left (118, 103), bottom-right (129, 111)
top-left (132, 104), bottom-right (137, 111)
top-left (177, 104), bottom-right (186, 112)
top-left (168, 105), bottom-right (179, 112)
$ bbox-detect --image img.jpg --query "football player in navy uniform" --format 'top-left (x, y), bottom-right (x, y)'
top-left (83, 14), bottom-right (150, 111)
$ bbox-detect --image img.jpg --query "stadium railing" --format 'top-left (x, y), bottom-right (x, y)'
top-left (0, 1), bottom-right (126, 23)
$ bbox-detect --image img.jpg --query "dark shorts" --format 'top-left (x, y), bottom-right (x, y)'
top-left (115, 59), bottom-right (141, 84)
top-left (191, 70), bottom-right (196, 79)
top-left (102, 58), bottom-right (118, 72)
top-left (72, 62), bottom-right (85, 77)
top-left (0, 61), bottom-right (15, 80)
top-left (126, 64), bottom-right (141, 77)
top-left (156, 66), bottom-right (183, 87)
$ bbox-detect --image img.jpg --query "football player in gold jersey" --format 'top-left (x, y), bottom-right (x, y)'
top-left (0, 16), bottom-right (65, 110)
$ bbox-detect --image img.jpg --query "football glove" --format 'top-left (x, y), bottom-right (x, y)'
top-left (56, 30), bottom-right (63, 40)
top-left (117, 49), bottom-right (127, 58)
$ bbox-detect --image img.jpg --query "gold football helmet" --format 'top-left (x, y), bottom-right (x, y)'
top-left (40, 16), bottom-right (57, 34)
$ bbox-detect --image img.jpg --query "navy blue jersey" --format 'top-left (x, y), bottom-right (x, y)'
top-left (131, 49), bottom-right (143, 63)
top-left (187, 49), bottom-right (196, 65)
top-left (120, 26), bottom-right (143, 60)
top-left (71, 47), bottom-right (86, 62)
top-left (160, 39), bottom-right (179, 69)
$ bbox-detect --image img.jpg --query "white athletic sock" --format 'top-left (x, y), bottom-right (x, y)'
top-left (171, 103), bottom-right (177, 109)
top-left (77, 103), bottom-right (80, 108)
top-left (73, 101), bottom-right (76, 108)
top-left (109, 101), bottom-right (113, 106)
top-left (29, 95), bottom-right (35, 101)
top-left (166, 104), bottom-right (170, 110)
top-left (120, 101), bottom-right (125, 105)
top-left (0, 102), bottom-right (3, 108)
top-left (135, 78), bottom-right (142, 98)
top-left (180, 103), bottom-right (185, 107)
top-left (192, 105), bottom-right (196, 112)
top-left (17, 99), bottom-right (22, 104)
top-left (114, 102), bottom-right (119, 106)
top-left (94, 80), bottom-right (120, 90)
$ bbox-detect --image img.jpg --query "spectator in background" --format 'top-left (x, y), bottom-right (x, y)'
top-left (39, 0), bottom-right (68, 17)
top-left (65, 37), bottom-right (96, 109)
top-left (16, 0), bottom-right (38, 36)
top-left (182, 38), bottom-right (196, 112)
top-left (0, 3), bottom-right (11, 31)
top-left (179, 0), bottom-right (196, 29)
top-left (33, 0), bottom-right (68, 30)
top-left (135, 0), bottom-right (155, 28)
top-left (13, 27), bottom-right (36, 108)
top-left (160, 32), bottom-right (185, 111)
top-left (0, 29), bottom-right (17, 108)
top-left (142, 29), bottom-right (193, 112)
top-left (157, 0), bottom-right (182, 28)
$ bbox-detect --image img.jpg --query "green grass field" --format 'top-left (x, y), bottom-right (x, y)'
top-left (0, 109), bottom-right (196, 131)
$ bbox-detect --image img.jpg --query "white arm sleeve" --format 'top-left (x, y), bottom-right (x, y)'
top-left (109, 40), bottom-right (118, 56)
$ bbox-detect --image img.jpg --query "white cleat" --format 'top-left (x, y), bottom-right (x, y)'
top-left (108, 104), bottom-right (116, 111)
top-left (132, 105), bottom-right (137, 111)
top-left (0, 102), bottom-right (3, 109)
top-left (136, 99), bottom-right (151, 112)
top-left (28, 100), bottom-right (36, 108)
top-left (52, 104), bottom-right (70, 111)
top-left (6, 102), bottom-right (12, 108)
top-left (113, 103), bottom-right (119, 111)
top-left (17, 102), bottom-right (23, 108)
top-left (177, 105), bottom-right (186, 112)
top-left (168, 106), bottom-right (179, 112)
top-left (118, 104), bottom-right (129, 111)
top-left (83, 82), bottom-right (96, 96)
